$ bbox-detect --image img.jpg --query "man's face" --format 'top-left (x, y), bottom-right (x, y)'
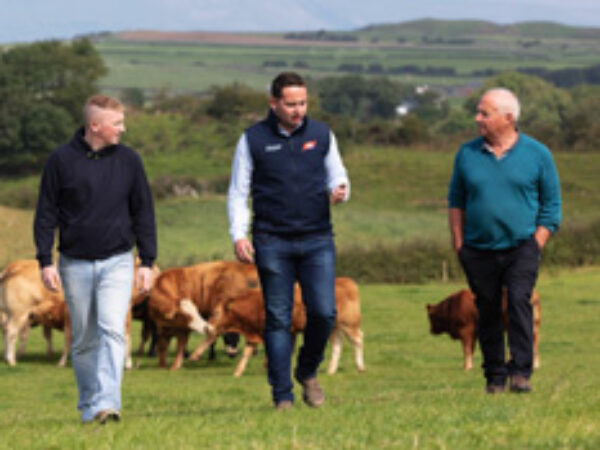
top-left (475, 94), bottom-right (510, 140)
top-left (91, 108), bottom-right (125, 146)
top-left (270, 85), bottom-right (308, 132)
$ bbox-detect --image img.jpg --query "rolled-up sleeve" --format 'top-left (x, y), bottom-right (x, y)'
top-left (325, 132), bottom-right (350, 201)
top-left (227, 134), bottom-right (253, 242)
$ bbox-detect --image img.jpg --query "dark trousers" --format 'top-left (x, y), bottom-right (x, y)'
top-left (458, 236), bottom-right (540, 385)
top-left (253, 232), bottom-right (336, 404)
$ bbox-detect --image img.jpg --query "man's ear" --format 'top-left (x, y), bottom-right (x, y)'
top-left (268, 96), bottom-right (277, 109)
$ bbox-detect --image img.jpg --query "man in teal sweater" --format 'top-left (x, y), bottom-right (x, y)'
top-left (448, 88), bottom-right (561, 394)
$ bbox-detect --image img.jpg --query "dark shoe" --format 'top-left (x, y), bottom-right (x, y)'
top-left (298, 377), bottom-right (325, 408)
top-left (485, 383), bottom-right (506, 394)
top-left (94, 409), bottom-right (121, 424)
top-left (509, 375), bottom-right (532, 393)
top-left (275, 400), bottom-right (293, 411)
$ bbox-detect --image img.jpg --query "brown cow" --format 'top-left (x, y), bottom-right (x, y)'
top-left (147, 260), bottom-right (259, 370)
top-left (426, 289), bottom-right (541, 371)
top-left (190, 277), bottom-right (365, 377)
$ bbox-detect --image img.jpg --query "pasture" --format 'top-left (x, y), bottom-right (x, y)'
top-left (1, 267), bottom-right (599, 448)
top-left (94, 22), bottom-right (600, 94)
top-left (2, 146), bottom-right (600, 271)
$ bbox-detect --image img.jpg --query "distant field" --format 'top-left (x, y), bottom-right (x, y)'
top-left (95, 24), bottom-right (600, 94)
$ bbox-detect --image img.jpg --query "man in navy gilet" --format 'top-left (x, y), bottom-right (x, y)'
top-left (448, 88), bottom-right (561, 394)
top-left (228, 72), bottom-right (350, 410)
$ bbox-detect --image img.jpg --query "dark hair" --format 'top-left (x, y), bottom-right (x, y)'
top-left (270, 72), bottom-right (306, 98)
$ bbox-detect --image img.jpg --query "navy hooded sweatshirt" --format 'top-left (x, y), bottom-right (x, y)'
top-left (34, 128), bottom-right (157, 267)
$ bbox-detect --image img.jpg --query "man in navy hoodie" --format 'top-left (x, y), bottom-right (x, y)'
top-left (228, 72), bottom-right (350, 410)
top-left (34, 94), bottom-right (157, 423)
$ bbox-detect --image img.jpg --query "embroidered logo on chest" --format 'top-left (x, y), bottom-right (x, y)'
top-left (302, 140), bottom-right (317, 152)
top-left (265, 143), bottom-right (282, 152)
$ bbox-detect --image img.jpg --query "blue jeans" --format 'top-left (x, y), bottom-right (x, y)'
top-left (253, 232), bottom-right (336, 404)
top-left (59, 252), bottom-right (134, 422)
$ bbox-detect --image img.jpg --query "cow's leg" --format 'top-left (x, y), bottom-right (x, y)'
top-left (189, 334), bottom-right (218, 361)
top-left (463, 335), bottom-right (473, 371)
top-left (124, 313), bottom-right (133, 370)
top-left (344, 327), bottom-right (365, 373)
top-left (137, 320), bottom-right (149, 356)
top-left (17, 321), bottom-right (30, 356)
top-left (533, 325), bottom-right (540, 369)
top-left (43, 325), bottom-right (53, 356)
top-left (223, 332), bottom-right (239, 357)
top-left (157, 333), bottom-right (169, 368)
top-left (148, 321), bottom-right (158, 357)
top-left (233, 342), bottom-right (257, 377)
top-left (170, 333), bottom-right (189, 371)
top-left (5, 319), bottom-right (22, 365)
top-left (58, 318), bottom-right (71, 367)
top-left (327, 328), bottom-right (343, 375)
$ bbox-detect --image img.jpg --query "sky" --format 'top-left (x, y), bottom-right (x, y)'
top-left (1, 0), bottom-right (600, 44)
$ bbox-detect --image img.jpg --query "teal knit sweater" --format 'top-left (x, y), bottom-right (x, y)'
top-left (448, 133), bottom-right (562, 250)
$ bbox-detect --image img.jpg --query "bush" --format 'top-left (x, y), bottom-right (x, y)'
top-left (337, 240), bottom-right (464, 284)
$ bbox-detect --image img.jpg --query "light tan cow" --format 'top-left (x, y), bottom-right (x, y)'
top-left (0, 260), bottom-right (63, 366)
top-left (190, 277), bottom-right (365, 377)
top-left (1, 259), bottom-right (159, 367)
top-left (147, 260), bottom-right (260, 370)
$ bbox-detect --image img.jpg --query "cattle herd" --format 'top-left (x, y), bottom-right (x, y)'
top-left (0, 259), bottom-right (366, 377)
top-left (0, 258), bottom-right (543, 374)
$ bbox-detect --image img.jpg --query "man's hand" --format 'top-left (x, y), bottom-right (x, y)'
top-left (534, 226), bottom-right (552, 250)
top-left (330, 184), bottom-right (347, 205)
top-left (41, 266), bottom-right (61, 292)
top-left (234, 238), bottom-right (255, 263)
top-left (136, 266), bottom-right (154, 293)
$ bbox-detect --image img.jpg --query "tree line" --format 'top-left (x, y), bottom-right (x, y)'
top-left (2, 39), bottom-right (600, 177)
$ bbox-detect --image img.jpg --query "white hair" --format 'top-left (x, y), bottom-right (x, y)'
top-left (483, 88), bottom-right (521, 122)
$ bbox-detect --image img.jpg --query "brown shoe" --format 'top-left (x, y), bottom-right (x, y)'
top-left (485, 384), bottom-right (506, 394)
top-left (275, 400), bottom-right (293, 411)
top-left (94, 409), bottom-right (121, 424)
top-left (299, 377), bottom-right (325, 408)
top-left (509, 375), bottom-right (532, 393)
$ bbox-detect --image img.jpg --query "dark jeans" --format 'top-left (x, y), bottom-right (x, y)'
top-left (253, 232), bottom-right (336, 404)
top-left (458, 236), bottom-right (540, 385)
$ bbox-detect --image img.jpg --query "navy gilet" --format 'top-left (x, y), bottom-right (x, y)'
top-left (246, 110), bottom-right (332, 236)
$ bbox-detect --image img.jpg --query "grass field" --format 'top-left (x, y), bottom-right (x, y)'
top-left (2, 147), bottom-right (600, 269)
top-left (1, 267), bottom-right (599, 448)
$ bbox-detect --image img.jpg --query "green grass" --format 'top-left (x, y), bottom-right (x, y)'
top-left (2, 147), bottom-right (600, 269)
top-left (1, 267), bottom-right (599, 448)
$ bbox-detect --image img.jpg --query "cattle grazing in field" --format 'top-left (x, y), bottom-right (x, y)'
top-left (147, 260), bottom-right (259, 370)
top-left (190, 277), bottom-right (365, 377)
top-left (426, 289), bottom-right (541, 371)
top-left (1, 259), bottom-right (159, 367)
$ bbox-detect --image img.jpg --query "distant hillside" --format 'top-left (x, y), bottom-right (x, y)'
top-left (358, 19), bottom-right (600, 40)
top-left (105, 19), bottom-right (600, 47)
